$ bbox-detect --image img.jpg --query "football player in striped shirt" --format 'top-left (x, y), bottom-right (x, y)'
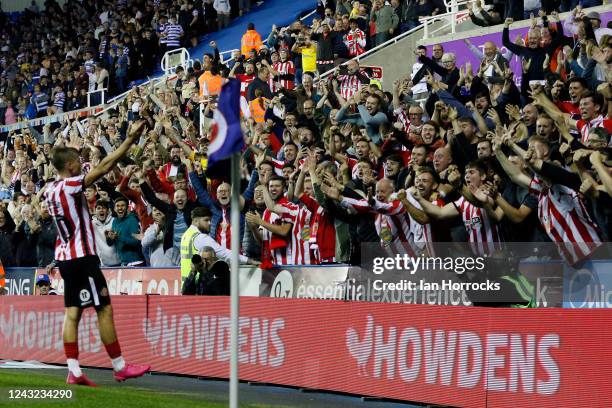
top-left (44, 121), bottom-right (150, 386)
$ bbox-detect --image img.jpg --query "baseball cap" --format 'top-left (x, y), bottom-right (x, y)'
top-left (36, 274), bottom-right (51, 286)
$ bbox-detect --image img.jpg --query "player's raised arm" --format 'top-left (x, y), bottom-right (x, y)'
top-left (84, 120), bottom-right (147, 188)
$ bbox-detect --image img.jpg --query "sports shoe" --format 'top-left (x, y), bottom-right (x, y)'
top-left (113, 363), bottom-right (151, 382)
top-left (66, 372), bottom-right (97, 387)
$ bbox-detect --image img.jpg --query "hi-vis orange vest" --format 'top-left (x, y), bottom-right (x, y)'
top-left (248, 97), bottom-right (268, 123)
top-left (241, 30), bottom-right (263, 56)
top-left (198, 71), bottom-right (223, 96)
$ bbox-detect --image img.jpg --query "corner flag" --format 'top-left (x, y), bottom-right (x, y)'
top-left (207, 79), bottom-right (245, 178)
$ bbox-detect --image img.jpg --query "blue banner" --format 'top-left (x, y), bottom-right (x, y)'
top-left (4, 268), bottom-right (36, 295)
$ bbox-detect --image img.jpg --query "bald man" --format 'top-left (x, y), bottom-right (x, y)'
top-left (186, 160), bottom-right (259, 250)
top-left (463, 39), bottom-right (511, 78)
top-left (334, 178), bottom-right (425, 253)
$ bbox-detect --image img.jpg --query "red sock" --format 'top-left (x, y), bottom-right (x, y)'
top-left (104, 340), bottom-right (122, 359)
top-left (64, 342), bottom-right (79, 359)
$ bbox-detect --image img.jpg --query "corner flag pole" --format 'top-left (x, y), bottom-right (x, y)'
top-left (229, 151), bottom-right (241, 408)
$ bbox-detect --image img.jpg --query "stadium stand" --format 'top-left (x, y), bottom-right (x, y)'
top-left (1, 1), bottom-right (612, 406)
top-left (0, 0), bottom-right (610, 275)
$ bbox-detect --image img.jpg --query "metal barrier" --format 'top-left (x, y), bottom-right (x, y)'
top-left (86, 87), bottom-right (107, 108)
top-left (420, 0), bottom-right (470, 39)
top-left (161, 47), bottom-right (193, 75)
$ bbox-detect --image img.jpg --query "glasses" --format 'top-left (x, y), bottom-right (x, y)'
top-left (442, 60), bottom-right (454, 64)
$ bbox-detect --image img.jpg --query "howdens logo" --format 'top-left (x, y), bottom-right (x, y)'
top-left (143, 307), bottom-right (285, 367)
top-left (345, 315), bottom-right (560, 394)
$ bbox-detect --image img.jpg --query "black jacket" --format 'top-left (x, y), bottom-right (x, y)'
top-left (37, 216), bottom-right (57, 267)
top-left (182, 260), bottom-right (230, 295)
top-left (0, 209), bottom-right (15, 267)
top-left (140, 181), bottom-right (200, 251)
top-left (14, 221), bottom-right (39, 267)
top-left (246, 77), bottom-right (274, 101)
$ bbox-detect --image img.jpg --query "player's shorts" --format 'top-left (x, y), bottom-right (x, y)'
top-left (57, 255), bottom-right (111, 310)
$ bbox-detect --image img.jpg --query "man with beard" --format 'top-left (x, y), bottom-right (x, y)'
top-left (336, 93), bottom-right (388, 143)
top-left (107, 196), bottom-right (144, 266)
top-left (298, 100), bottom-right (317, 130)
top-left (464, 40), bottom-right (510, 79)
top-left (159, 145), bottom-right (186, 182)
top-left (230, 60), bottom-right (256, 98)
top-left (396, 167), bottom-right (448, 256)
top-left (416, 160), bottom-right (505, 256)
top-left (384, 154), bottom-right (410, 190)
top-left (333, 136), bottom-right (380, 180)
top-left (245, 176), bottom-right (295, 265)
top-left (186, 159), bottom-right (258, 250)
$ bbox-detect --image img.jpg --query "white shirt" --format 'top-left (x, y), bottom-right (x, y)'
top-left (194, 232), bottom-right (248, 263)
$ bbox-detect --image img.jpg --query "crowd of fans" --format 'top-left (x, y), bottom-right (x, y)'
top-left (0, 3), bottom-right (610, 274)
top-left (0, 0), bottom-right (477, 127)
top-left (0, 0), bottom-right (271, 124)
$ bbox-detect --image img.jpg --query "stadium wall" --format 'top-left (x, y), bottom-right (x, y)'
top-left (1, 295), bottom-right (612, 407)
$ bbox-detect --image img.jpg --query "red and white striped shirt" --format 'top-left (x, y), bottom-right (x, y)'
top-left (392, 107), bottom-right (423, 137)
top-left (340, 196), bottom-right (423, 255)
top-left (272, 60), bottom-right (295, 91)
top-left (235, 73), bottom-right (255, 98)
top-left (278, 202), bottom-right (312, 265)
top-left (529, 177), bottom-right (601, 265)
top-left (216, 207), bottom-right (231, 249)
top-left (261, 208), bottom-right (292, 265)
top-left (344, 28), bottom-right (366, 57)
top-left (576, 115), bottom-right (612, 146)
top-left (453, 196), bottom-right (503, 256)
top-left (406, 191), bottom-right (445, 257)
top-left (338, 73), bottom-right (366, 100)
top-left (44, 174), bottom-right (97, 261)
